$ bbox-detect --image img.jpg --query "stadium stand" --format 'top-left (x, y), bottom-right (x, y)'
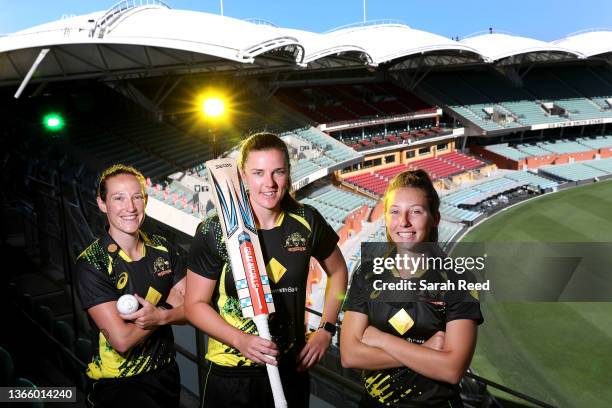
top-left (576, 135), bottom-right (612, 150)
top-left (538, 158), bottom-right (612, 182)
top-left (440, 203), bottom-right (482, 222)
top-left (515, 143), bottom-right (552, 157)
top-left (302, 187), bottom-right (377, 231)
top-left (418, 66), bottom-right (612, 131)
top-left (504, 171), bottom-right (559, 190)
top-left (283, 127), bottom-right (362, 174)
top-left (68, 118), bottom-right (180, 180)
top-left (103, 117), bottom-right (212, 170)
top-left (440, 151), bottom-right (486, 170)
top-left (438, 171), bottom-right (559, 222)
top-left (582, 157), bottom-right (612, 173)
top-left (276, 82), bottom-right (435, 125)
top-left (344, 172), bottom-right (388, 196)
top-left (344, 151), bottom-right (485, 196)
top-left (146, 180), bottom-right (200, 216)
top-left (347, 125), bottom-right (451, 152)
top-left (537, 140), bottom-right (592, 155)
top-left (482, 137), bottom-right (611, 167)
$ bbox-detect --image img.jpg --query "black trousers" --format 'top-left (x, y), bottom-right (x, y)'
top-left (86, 361), bottom-right (180, 408)
top-left (202, 362), bottom-right (310, 408)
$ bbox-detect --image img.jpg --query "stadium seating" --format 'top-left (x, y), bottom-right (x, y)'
top-left (583, 157), bottom-right (612, 173)
top-left (504, 171), bottom-right (559, 190)
top-left (406, 157), bottom-right (463, 179)
top-left (539, 158), bottom-right (612, 181)
top-left (537, 140), bottom-right (591, 155)
top-left (439, 151), bottom-right (485, 170)
top-left (576, 136), bottom-right (612, 150)
top-left (345, 151), bottom-right (486, 196)
top-left (485, 138), bottom-right (608, 163)
top-left (438, 171), bottom-right (559, 221)
top-left (345, 124), bottom-right (450, 152)
top-left (146, 181), bottom-right (199, 217)
top-left (439, 203), bottom-right (482, 222)
top-left (419, 67), bottom-right (612, 131)
top-left (302, 187), bottom-right (376, 231)
top-left (69, 120), bottom-right (179, 179)
top-left (107, 118), bottom-right (211, 170)
top-left (554, 66), bottom-right (612, 107)
top-left (292, 159), bottom-right (321, 180)
top-left (283, 128), bottom-right (361, 178)
top-left (515, 144), bottom-right (552, 157)
top-left (345, 172), bottom-right (388, 196)
top-left (277, 82), bottom-right (434, 124)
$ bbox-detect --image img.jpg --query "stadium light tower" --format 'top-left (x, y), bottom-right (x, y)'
top-left (41, 109), bottom-right (79, 336)
top-left (363, 0), bottom-right (366, 22)
top-left (202, 96), bottom-right (226, 159)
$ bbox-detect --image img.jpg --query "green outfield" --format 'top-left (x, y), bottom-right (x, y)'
top-left (462, 180), bottom-right (612, 408)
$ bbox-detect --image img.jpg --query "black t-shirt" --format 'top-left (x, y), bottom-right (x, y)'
top-left (188, 204), bottom-right (338, 367)
top-left (76, 230), bottom-right (186, 379)
top-left (343, 249), bottom-right (483, 407)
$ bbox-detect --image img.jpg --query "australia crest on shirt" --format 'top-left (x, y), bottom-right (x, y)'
top-left (284, 232), bottom-right (306, 252)
top-left (153, 257), bottom-right (172, 278)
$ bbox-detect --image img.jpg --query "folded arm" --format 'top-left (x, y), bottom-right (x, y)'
top-left (361, 319), bottom-right (477, 384)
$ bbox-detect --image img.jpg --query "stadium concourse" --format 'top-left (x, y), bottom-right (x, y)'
top-left (2, 2), bottom-right (612, 407)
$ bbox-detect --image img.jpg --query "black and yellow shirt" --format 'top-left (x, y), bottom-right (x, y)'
top-left (188, 204), bottom-right (338, 368)
top-left (343, 252), bottom-right (483, 407)
top-left (76, 230), bottom-right (186, 380)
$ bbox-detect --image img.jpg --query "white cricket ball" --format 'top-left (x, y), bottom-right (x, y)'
top-left (117, 294), bottom-right (139, 314)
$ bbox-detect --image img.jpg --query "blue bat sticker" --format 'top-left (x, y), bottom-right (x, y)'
top-left (211, 172), bottom-right (238, 238)
top-left (237, 174), bottom-right (257, 233)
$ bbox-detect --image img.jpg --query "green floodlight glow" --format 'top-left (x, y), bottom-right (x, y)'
top-left (43, 113), bottom-right (65, 132)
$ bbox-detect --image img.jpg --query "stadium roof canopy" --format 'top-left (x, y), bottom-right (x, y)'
top-left (0, 2), bottom-right (604, 88)
top-left (279, 27), bottom-right (373, 68)
top-left (0, 3), bottom-right (304, 86)
top-left (552, 30), bottom-right (612, 58)
top-left (320, 23), bottom-right (484, 69)
top-left (461, 32), bottom-right (583, 65)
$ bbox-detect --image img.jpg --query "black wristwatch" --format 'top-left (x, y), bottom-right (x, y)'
top-left (318, 321), bottom-right (337, 336)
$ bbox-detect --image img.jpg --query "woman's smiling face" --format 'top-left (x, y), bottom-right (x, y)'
top-left (385, 187), bottom-right (438, 244)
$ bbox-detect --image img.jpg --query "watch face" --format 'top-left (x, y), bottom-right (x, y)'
top-left (323, 322), bottom-right (337, 335)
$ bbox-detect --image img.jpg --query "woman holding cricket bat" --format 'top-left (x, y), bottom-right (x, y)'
top-left (185, 133), bottom-right (348, 407)
top-left (340, 169), bottom-right (483, 407)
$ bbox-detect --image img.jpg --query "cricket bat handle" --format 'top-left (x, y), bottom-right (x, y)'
top-left (253, 314), bottom-right (287, 408)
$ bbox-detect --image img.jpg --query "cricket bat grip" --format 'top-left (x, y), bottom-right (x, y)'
top-left (253, 314), bottom-right (287, 408)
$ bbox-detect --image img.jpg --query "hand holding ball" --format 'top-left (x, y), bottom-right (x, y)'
top-left (117, 294), bottom-right (139, 314)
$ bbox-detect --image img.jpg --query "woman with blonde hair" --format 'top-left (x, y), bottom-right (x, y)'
top-left (340, 169), bottom-right (483, 407)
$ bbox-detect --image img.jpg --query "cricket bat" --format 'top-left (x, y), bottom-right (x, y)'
top-left (206, 157), bottom-right (287, 408)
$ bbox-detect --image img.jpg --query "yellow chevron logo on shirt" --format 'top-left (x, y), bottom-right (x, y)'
top-left (388, 308), bottom-right (414, 335)
top-left (266, 258), bottom-right (287, 283)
